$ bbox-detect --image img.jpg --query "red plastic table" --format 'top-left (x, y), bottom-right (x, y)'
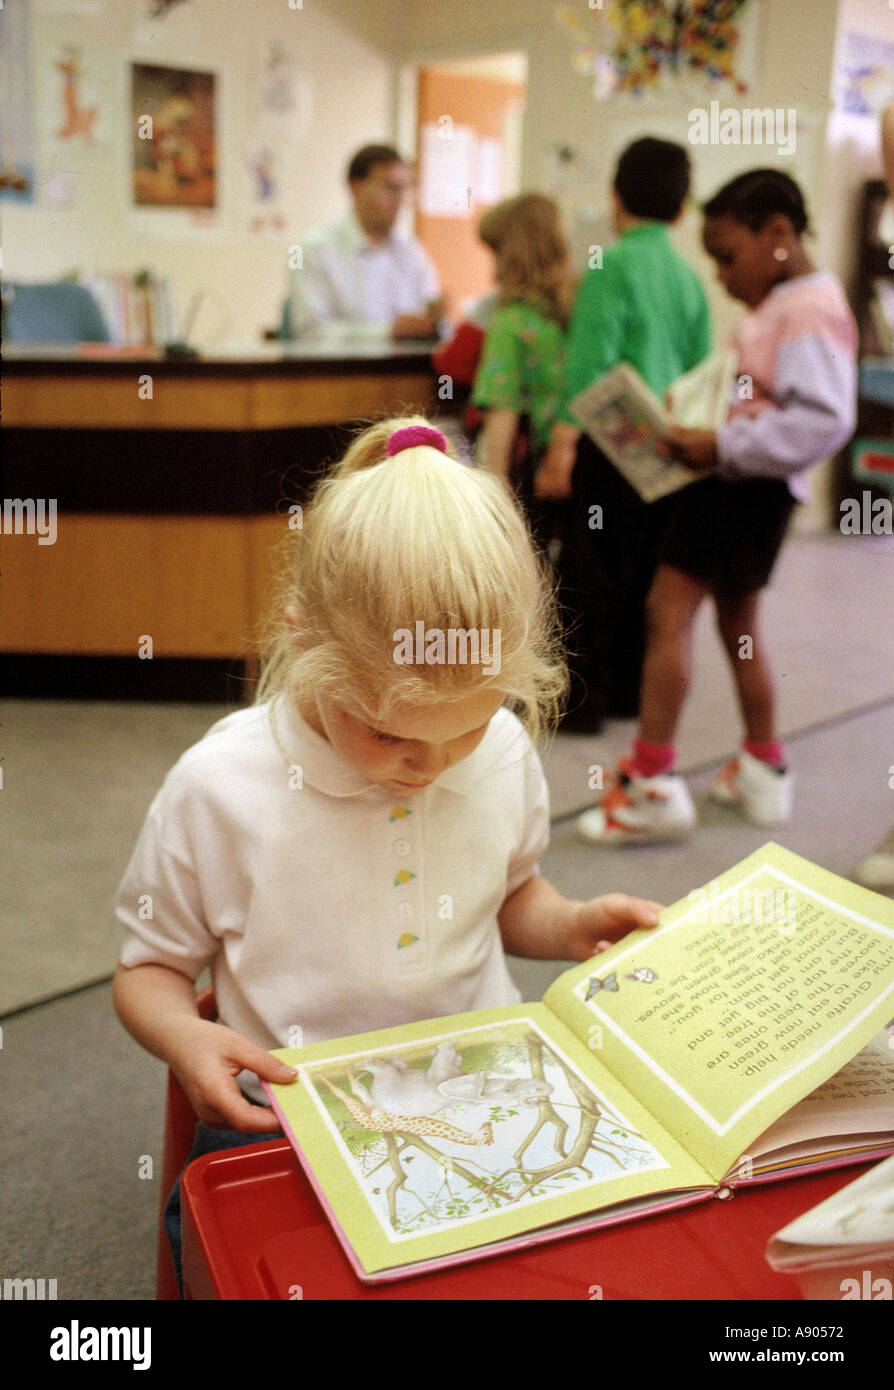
top-left (180, 1139), bottom-right (876, 1300)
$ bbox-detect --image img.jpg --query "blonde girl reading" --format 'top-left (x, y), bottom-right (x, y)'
top-left (113, 419), bottom-right (661, 1282)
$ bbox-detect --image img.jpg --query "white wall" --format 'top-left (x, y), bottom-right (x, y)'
top-left (3, 0), bottom-right (402, 346)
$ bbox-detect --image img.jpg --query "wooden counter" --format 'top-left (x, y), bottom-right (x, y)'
top-left (1, 342), bottom-right (441, 685)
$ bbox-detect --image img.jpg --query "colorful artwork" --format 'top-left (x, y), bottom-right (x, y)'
top-left (555, 0), bottom-right (750, 100)
top-left (302, 1021), bottom-right (666, 1240)
top-left (131, 63), bottom-right (215, 208)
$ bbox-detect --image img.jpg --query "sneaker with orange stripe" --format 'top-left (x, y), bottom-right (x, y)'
top-left (708, 750), bottom-right (793, 827)
top-left (577, 757), bottom-right (696, 845)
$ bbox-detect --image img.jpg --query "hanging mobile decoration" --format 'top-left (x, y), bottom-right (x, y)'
top-left (555, 0), bottom-right (751, 100)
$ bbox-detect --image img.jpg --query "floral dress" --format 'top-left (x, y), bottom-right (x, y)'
top-left (472, 299), bottom-right (566, 454)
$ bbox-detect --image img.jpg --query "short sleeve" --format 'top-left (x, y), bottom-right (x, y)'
top-left (504, 739), bottom-right (551, 898)
top-left (472, 306), bottom-right (527, 412)
top-left (116, 799), bottom-right (218, 980)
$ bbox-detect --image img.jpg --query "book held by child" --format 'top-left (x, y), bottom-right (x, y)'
top-left (266, 843), bottom-right (894, 1283)
top-left (570, 350), bottom-right (738, 502)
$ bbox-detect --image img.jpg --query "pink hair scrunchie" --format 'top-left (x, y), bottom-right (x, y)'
top-left (386, 425), bottom-right (448, 456)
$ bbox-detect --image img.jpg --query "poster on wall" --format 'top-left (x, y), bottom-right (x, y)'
top-left (245, 41), bottom-right (312, 236)
top-left (837, 31), bottom-right (894, 118)
top-left (418, 122), bottom-right (476, 217)
top-left (131, 62), bottom-right (216, 208)
top-left (46, 43), bottom-right (106, 147)
top-left (0, 0), bottom-right (37, 202)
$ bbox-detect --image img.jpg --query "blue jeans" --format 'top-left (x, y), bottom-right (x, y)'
top-left (164, 1110), bottom-right (284, 1298)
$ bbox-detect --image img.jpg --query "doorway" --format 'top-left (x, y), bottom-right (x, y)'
top-left (406, 52), bottom-right (527, 319)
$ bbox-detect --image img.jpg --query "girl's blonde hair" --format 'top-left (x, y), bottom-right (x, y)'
top-left (255, 416), bottom-right (568, 743)
top-left (478, 193), bottom-right (575, 326)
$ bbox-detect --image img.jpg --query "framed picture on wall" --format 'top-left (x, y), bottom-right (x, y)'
top-left (130, 61), bottom-right (216, 207)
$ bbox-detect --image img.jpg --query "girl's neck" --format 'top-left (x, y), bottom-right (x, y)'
top-left (767, 244), bottom-right (815, 295)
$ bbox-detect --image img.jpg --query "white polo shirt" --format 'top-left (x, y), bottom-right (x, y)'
top-left (285, 210), bottom-right (440, 339)
top-left (116, 699), bottom-right (548, 1101)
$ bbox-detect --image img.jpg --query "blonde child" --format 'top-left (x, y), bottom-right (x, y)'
top-left (471, 194), bottom-right (575, 538)
top-left (113, 417), bottom-right (662, 1287)
top-left (578, 170), bottom-right (858, 843)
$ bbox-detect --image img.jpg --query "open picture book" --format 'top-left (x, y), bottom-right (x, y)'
top-left (265, 843), bottom-right (894, 1284)
top-left (570, 349), bottom-right (738, 502)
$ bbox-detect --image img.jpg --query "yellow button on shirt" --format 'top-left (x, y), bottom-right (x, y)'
top-left (115, 696), bottom-right (550, 1102)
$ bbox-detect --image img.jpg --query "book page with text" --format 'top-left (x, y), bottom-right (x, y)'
top-left (545, 845), bottom-right (894, 1182)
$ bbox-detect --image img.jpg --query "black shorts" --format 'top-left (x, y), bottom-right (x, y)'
top-left (654, 475), bottom-right (797, 598)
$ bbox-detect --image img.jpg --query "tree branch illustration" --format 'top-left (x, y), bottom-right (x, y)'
top-left (513, 1033), bottom-right (570, 1168)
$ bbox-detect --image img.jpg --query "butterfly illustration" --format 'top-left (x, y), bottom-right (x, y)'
top-left (626, 968), bottom-right (658, 983)
top-left (586, 972), bottom-right (619, 1000)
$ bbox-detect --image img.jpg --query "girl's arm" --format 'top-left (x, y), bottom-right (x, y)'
top-left (480, 407), bottom-right (520, 480)
top-left (535, 421), bottom-right (579, 498)
top-left (113, 962), bottom-right (297, 1132)
top-left (498, 874), bottom-right (662, 961)
top-left (716, 330), bottom-right (857, 482)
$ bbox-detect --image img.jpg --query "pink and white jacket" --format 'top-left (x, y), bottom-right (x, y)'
top-left (717, 271), bottom-right (858, 501)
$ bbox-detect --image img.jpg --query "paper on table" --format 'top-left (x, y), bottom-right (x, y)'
top-left (766, 1152), bottom-right (894, 1271)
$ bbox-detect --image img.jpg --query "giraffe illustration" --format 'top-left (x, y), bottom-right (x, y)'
top-left (322, 1075), bottom-right (494, 1147)
top-left (56, 48), bottom-right (98, 143)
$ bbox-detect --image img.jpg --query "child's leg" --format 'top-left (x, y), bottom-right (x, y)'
top-left (709, 587), bottom-right (793, 826)
top-left (637, 564), bottom-right (711, 746)
top-left (714, 590), bottom-right (779, 746)
top-left (577, 562), bottom-right (705, 842)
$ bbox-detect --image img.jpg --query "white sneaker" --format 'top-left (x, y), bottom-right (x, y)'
top-left (854, 827), bottom-right (894, 891)
top-left (577, 758), bottom-right (696, 845)
top-left (708, 750), bottom-right (793, 827)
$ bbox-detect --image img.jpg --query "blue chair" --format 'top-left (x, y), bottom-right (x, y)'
top-left (2, 280), bottom-right (109, 344)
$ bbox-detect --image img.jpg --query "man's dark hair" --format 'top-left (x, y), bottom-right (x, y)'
top-left (613, 138), bottom-right (691, 221)
top-left (702, 168), bottom-right (809, 236)
top-left (347, 144), bottom-right (404, 183)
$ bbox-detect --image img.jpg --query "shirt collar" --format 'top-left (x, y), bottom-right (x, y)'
top-left (267, 696), bottom-right (509, 800)
top-left (620, 221), bottom-right (669, 240)
top-left (343, 207), bottom-right (400, 254)
top-left (766, 269), bottom-right (831, 301)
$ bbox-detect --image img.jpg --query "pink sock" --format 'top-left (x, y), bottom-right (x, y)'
top-left (631, 738), bottom-right (676, 778)
top-left (743, 737), bottom-right (785, 768)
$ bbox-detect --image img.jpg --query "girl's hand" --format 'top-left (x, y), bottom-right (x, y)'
top-left (534, 440), bottom-right (576, 499)
top-left (664, 426), bottom-right (718, 471)
top-left (533, 459), bottom-right (574, 499)
top-left (563, 894), bottom-right (664, 962)
top-left (164, 1016), bottom-right (298, 1133)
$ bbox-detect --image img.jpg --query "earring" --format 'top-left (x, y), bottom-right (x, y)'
top-left (773, 247), bottom-right (789, 262)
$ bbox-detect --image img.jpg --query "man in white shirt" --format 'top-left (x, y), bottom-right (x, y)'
top-left (285, 144), bottom-right (444, 341)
